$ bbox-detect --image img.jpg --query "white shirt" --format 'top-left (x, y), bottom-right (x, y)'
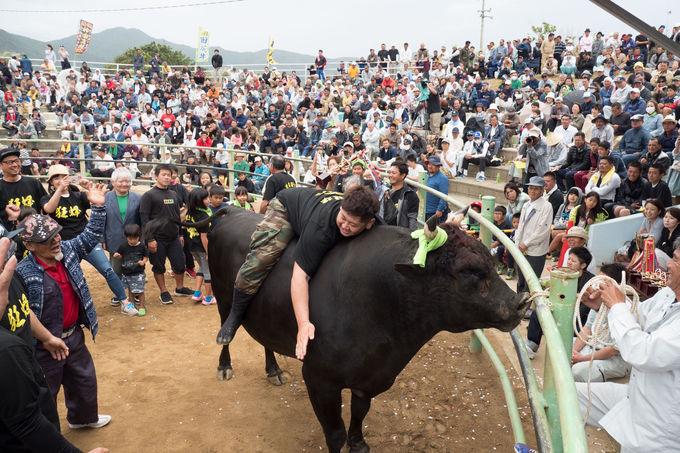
top-left (93, 154), bottom-right (115, 171)
top-left (600, 287), bottom-right (680, 451)
top-left (407, 164), bottom-right (425, 180)
top-left (584, 171), bottom-right (621, 201)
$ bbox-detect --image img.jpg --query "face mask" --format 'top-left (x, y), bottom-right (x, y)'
top-left (511, 76), bottom-right (517, 80)
top-left (474, 139), bottom-right (482, 145)
top-left (646, 106), bottom-right (655, 114)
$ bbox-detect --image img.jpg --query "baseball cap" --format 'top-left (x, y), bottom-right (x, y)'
top-left (473, 131), bottom-right (482, 139)
top-left (17, 215), bottom-right (63, 244)
top-left (631, 114), bottom-right (644, 121)
top-left (631, 87), bottom-right (640, 93)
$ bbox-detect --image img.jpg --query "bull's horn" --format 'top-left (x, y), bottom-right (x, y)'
top-left (424, 214), bottom-right (438, 240)
top-left (448, 206), bottom-right (469, 228)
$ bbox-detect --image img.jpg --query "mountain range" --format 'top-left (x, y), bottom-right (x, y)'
top-left (0, 27), bottom-right (350, 65)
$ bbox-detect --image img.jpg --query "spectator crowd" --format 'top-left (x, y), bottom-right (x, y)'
top-left (1, 22), bottom-right (680, 452)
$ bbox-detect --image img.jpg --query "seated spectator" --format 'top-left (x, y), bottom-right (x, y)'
top-left (252, 156), bottom-right (271, 193)
top-left (569, 191), bottom-right (609, 232)
top-left (647, 163), bottom-right (672, 208)
top-left (572, 139), bottom-right (600, 191)
top-left (490, 205), bottom-right (515, 279)
top-left (590, 114), bottom-right (614, 146)
top-left (609, 161), bottom-right (651, 217)
top-left (610, 102), bottom-right (631, 137)
top-left (526, 245), bottom-right (595, 359)
top-left (90, 146), bottom-right (115, 178)
top-left (584, 155), bottom-right (621, 206)
top-left (555, 132), bottom-right (591, 191)
top-left (577, 250), bottom-right (680, 451)
top-left (549, 187), bottom-right (583, 254)
top-left (484, 114), bottom-right (505, 157)
top-left (639, 137), bottom-right (671, 178)
top-left (638, 198), bottom-right (665, 240)
top-left (658, 115), bottom-right (679, 154)
top-left (571, 262), bottom-right (630, 382)
top-left (570, 103), bottom-right (585, 131)
top-left (235, 171), bottom-right (255, 193)
top-left (623, 88), bottom-right (646, 117)
top-left (461, 131), bottom-right (489, 181)
top-left (504, 181), bottom-right (530, 224)
top-left (619, 114), bottom-right (651, 165)
top-left (546, 133), bottom-right (568, 169)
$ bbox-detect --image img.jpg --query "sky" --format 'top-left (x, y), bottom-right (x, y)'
top-left (1, 0), bottom-right (678, 58)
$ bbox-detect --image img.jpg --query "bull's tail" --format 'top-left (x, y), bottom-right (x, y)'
top-left (175, 207), bottom-right (229, 229)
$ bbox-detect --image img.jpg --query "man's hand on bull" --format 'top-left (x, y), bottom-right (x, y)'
top-left (147, 240), bottom-right (157, 254)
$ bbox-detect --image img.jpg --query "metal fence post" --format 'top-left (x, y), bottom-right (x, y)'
top-left (543, 266), bottom-right (579, 453)
top-left (471, 195), bottom-right (496, 352)
top-left (417, 171), bottom-right (427, 222)
top-left (292, 149), bottom-right (300, 181)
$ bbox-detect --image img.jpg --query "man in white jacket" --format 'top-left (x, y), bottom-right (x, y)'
top-left (579, 245), bottom-right (680, 452)
top-left (514, 176), bottom-right (553, 294)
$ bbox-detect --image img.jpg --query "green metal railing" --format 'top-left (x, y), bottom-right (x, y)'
top-left (398, 175), bottom-right (587, 452)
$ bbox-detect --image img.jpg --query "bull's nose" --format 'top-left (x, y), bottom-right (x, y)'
top-left (516, 292), bottom-right (531, 313)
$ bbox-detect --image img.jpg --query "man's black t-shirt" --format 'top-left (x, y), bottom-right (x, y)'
top-left (139, 186), bottom-right (181, 241)
top-left (116, 241), bottom-right (148, 275)
top-left (276, 188), bottom-right (344, 276)
top-left (262, 172), bottom-right (297, 201)
top-left (0, 177), bottom-right (48, 228)
top-left (0, 276), bottom-right (32, 347)
top-left (236, 177), bottom-right (255, 193)
top-left (40, 190), bottom-right (90, 240)
top-left (0, 327), bottom-right (80, 453)
top-left (185, 210), bottom-right (210, 253)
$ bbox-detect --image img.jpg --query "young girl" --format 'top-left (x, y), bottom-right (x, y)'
top-left (569, 191), bottom-right (609, 232)
top-left (185, 188), bottom-right (215, 305)
top-left (233, 186), bottom-right (254, 211)
top-left (639, 198), bottom-right (665, 239)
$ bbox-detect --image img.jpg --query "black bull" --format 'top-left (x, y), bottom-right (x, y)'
top-left (192, 206), bottom-right (530, 452)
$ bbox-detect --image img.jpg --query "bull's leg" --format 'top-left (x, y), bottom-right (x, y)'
top-left (264, 348), bottom-right (286, 386)
top-left (347, 391), bottom-right (371, 453)
top-left (217, 345), bottom-right (233, 381)
top-left (303, 371), bottom-right (346, 453)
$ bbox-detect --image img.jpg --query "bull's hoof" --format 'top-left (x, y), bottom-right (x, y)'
top-left (217, 367), bottom-right (233, 381)
top-left (348, 440), bottom-right (370, 453)
top-left (266, 371), bottom-right (287, 386)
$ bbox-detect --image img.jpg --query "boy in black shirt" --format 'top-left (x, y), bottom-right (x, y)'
top-left (114, 224), bottom-right (148, 316)
top-left (217, 186), bottom-right (379, 360)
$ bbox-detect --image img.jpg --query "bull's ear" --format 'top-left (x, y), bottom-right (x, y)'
top-left (394, 263), bottom-right (426, 278)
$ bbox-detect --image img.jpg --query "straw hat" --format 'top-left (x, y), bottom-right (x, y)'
top-left (546, 133), bottom-right (563, 147)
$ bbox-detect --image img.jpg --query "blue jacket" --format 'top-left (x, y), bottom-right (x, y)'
top-left (103, 191), bottom-right (141, 255)
top-left (378, 145), bottom-right (397, 161)
top-left (426, 170), bottom-right (449, 214)
top-left (600, 86), bottom-right (613, 106)
top-left (16, 205), bottom-right (105, 339)
top-left (624, 97), bottom-right (646, 116)
top-left (619, 127), bottom-right (650, 154)
top-left (19, 57), bottom-right (33, 74)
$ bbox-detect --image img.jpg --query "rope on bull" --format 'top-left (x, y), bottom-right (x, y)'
top-left (572, 272), bottom-right (640, 426)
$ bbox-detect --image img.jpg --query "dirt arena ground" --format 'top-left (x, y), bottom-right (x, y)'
top-left (59, 262), bottom-right (539, 453)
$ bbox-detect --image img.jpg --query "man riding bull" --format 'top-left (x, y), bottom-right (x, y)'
top-left (217, 186), bottom-right (379, 359)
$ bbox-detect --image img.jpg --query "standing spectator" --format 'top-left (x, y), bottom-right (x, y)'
top-left (211, 49), bottom-right (223, 82)
top-left (103, 167), bottom-right (142, 294)
top-left (424, 155), bottom-right (449, 223)
top-left (315, 50), bottom-right (327, 82)
top-left (426, 80), bottom-right (442, 135)
top-left (514, 177), bottom-right (553, 294)
top-left (133, 49), bottom-right (144, 73)
top-left (260, 155), bottom-right (296, 214)
top-left (140, 164), bottom-right (193, 305)
top-left (113, 224), bottom-right (148, 315)
top-left (41, 165), bottom-right (136, 315)
top-left (184, 188), bottom-right (215, 305)
top-left (16, 184), bottom-right (112, 431)
top-left (0, 148), bottom-right (47, 229)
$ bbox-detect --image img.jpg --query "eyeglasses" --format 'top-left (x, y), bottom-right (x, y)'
top-left (1, 159), bottom-right (20, 165)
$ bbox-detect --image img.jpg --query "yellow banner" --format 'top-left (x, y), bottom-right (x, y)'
top-left (196, 27), bottom-right (210, 63)
top-left (266, 36), bottom-right (277, 65)
top-left (75, 20), bottom-right (94, 55)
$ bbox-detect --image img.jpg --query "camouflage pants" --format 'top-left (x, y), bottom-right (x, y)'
top-left (235, 198), bottom-right (295, 295)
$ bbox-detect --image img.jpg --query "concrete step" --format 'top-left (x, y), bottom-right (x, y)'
top-left (448, 176), bottom-right (506, 201)
top-left (500, 148), bottom-right (518, 161)
top-left (465, 163), bottom-right (510, 183)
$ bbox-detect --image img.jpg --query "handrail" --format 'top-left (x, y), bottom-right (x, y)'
top-left (400, 176), bottom-right (587, 452)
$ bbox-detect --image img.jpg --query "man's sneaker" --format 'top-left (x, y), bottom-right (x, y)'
top-left (121, 302), bottom-right (138, 316)
top-left (174, 287), bottom-right (193, 296)
top-left (505, 267), bottom-right (514, 280)
top-left (69, 414), bottom-right (111, 429)
top-left (476, 173), bottom-right (486, 182)
top-left (202, 296), bottom-right (216, 306)
top-left (496, 264), bottom-right (505, 275)
top-left (110, 297), bottom-right (120, 306)
top-left (159, 291), bottom-right (174, 304)
top-left (186, 269), bottom-right (197, 278)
